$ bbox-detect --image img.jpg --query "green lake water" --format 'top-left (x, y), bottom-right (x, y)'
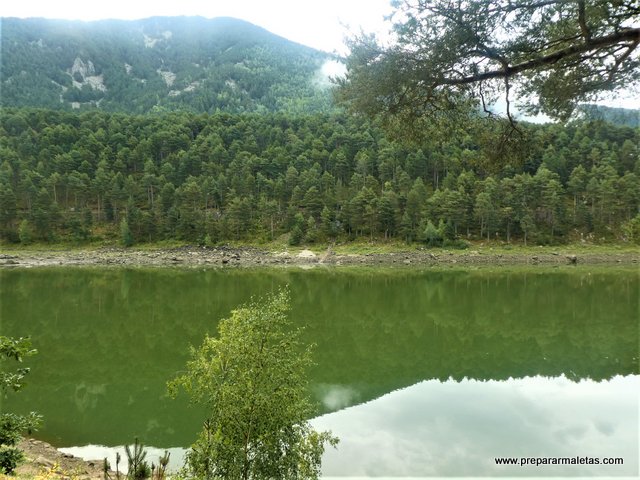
top-left (1, 266), bottom-right (638, 477)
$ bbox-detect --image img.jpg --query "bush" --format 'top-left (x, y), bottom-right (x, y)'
top-left (621, 214), bottom-right (640, 244)
top-left (443, 238), bottom-right (469, 249)
top-left (422, 220), bottom-right (443, 247)
top-left (0, 337), bottom-right (42, 474)
top-left (289, 224), bottom-right (304, 246)
top-left (120, 217), bottom-right (134, 247)
top-left (0, 446), bottom-right (23, 474)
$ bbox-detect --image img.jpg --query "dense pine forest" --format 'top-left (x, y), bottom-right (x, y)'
top-left (1, 108), bottom-right (638, 246)
top-left (1, 16), bottom-right (639, 248)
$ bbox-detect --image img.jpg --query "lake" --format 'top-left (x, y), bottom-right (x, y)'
top-left (1, 266), bottom-right (638, 477)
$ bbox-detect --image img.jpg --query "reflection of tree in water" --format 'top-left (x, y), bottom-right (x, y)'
top-left (1, 267), bottom-right (637, 447)
top-left (74, 382), bottom-right (107, 413)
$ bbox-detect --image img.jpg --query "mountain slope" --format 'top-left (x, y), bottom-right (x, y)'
top-left (1, 16), bottom-right (335, 114)
top-left (577, 104), bottom-right (640, 128)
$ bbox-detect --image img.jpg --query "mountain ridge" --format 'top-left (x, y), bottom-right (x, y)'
top-left (1, 16), bottom-right (336, 114)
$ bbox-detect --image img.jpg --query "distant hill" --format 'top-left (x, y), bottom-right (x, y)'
top-left (0, 16), bottom-right (336, 114)
top-left (577, 104), bottom-right (640, 127)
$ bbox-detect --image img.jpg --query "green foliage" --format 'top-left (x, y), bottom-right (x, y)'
top-left (153, 450), bottom-right (171, 480)
top-left (0, 413), bottom-right (42, 446)
top-left (0, 446), bottom-right (24, 474)
top-left (0, 336), bottom-right (42, 474)
top-left (18, 219), bottom-right (32, 245)
top-left (202, 234), bottom-right (214, 247)
top-left (289, 213), bottom-right (306, 246)
top-left (168, 288), bottom-right (338, 479)
top-left (120, 217), bottom-right (134, 247)
top-left (125, 438), bottom-right (150, 479)
top-left (337, 0), bottom-right (640, 130)
top-left (422, 220), bottom-right (443, 247)
top-left (104, 439), bottom-right (168, 479)
top-left (0, 337), bottom-right (37, 394)
top-left (621, 214), bottom-right (640, 244)
top-left (0, 107), bottom-right (637, 246)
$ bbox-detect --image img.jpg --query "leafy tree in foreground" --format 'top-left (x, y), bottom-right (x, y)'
top-left (337, 0), bottom-right (640, 136)
top-left (0, 336), bottom-right (42, 474)
top-left (169, 288), bottom-right (338, 480)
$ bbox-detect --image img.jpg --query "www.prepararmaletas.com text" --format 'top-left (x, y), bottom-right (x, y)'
top-left (495, 456), bottom-right (624, 467)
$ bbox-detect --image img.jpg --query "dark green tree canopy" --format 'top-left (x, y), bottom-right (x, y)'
top-left (337, 0), bottom-right (640, 126)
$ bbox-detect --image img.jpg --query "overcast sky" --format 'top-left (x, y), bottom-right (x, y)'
top-left (0, 0), bottom-right (394, 55)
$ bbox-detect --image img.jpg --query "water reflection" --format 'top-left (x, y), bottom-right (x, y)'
top-left (62, 375), bottom-right (639, 477)
top-left (1, 267), bottom-right (638, 453)
top-left (313, 375), bottom-right (639, 477)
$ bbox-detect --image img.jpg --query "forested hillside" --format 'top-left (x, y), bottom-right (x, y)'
top-left (1, 14), bottom-right (638, 248)
top-left (1, 17), bottom-right (333, 114)
top-left (577, 105), bottom-right (640, 128)
top-left (1, 108), bottom-right (638, 246)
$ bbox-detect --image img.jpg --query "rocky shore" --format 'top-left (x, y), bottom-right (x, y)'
top-left (1, 245), bottom-right (637, 268)
top-left (15, 438), bottom-right (114, 479)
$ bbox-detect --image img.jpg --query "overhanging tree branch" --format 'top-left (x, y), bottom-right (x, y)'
top-left (338, 0), bottom-right (640, 132)
top-left (436, 28), bottom-right (640, 86)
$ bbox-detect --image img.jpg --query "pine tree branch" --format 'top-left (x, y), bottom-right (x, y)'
top-left (435, 28), bottom-right (640, 86)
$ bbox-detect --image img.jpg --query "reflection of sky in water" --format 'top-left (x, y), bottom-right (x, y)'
top-left (312, 375), bottom-right (639, 477)
top-left (315, 383), bottom-right (361, 410)
top-left (63, 375), bottom-right (639, 477)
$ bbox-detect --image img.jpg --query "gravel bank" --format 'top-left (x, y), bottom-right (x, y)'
top-left (1, 245), bottom-right (637, 268)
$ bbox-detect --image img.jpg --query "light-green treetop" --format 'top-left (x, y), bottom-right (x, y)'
top-left (169, 288), bottom-right (338, 479)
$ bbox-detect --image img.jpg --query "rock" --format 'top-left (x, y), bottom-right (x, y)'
top-left (297, 249), bottom-right (316, 259)
top-left (36, 456), bottom-right (54, 467)
top-left (403, 259), bottom-right (411, 265)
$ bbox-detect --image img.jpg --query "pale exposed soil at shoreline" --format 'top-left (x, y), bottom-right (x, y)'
top-left (1, 245), bottom-right (638, 269)
top-left (13, 438), bottom-right (114, 479)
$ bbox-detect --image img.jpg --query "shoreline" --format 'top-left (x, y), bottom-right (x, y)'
top-left (1, 245), bottom-right (638, 268)
top-left (15, 438), bottom-right (115, 479)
